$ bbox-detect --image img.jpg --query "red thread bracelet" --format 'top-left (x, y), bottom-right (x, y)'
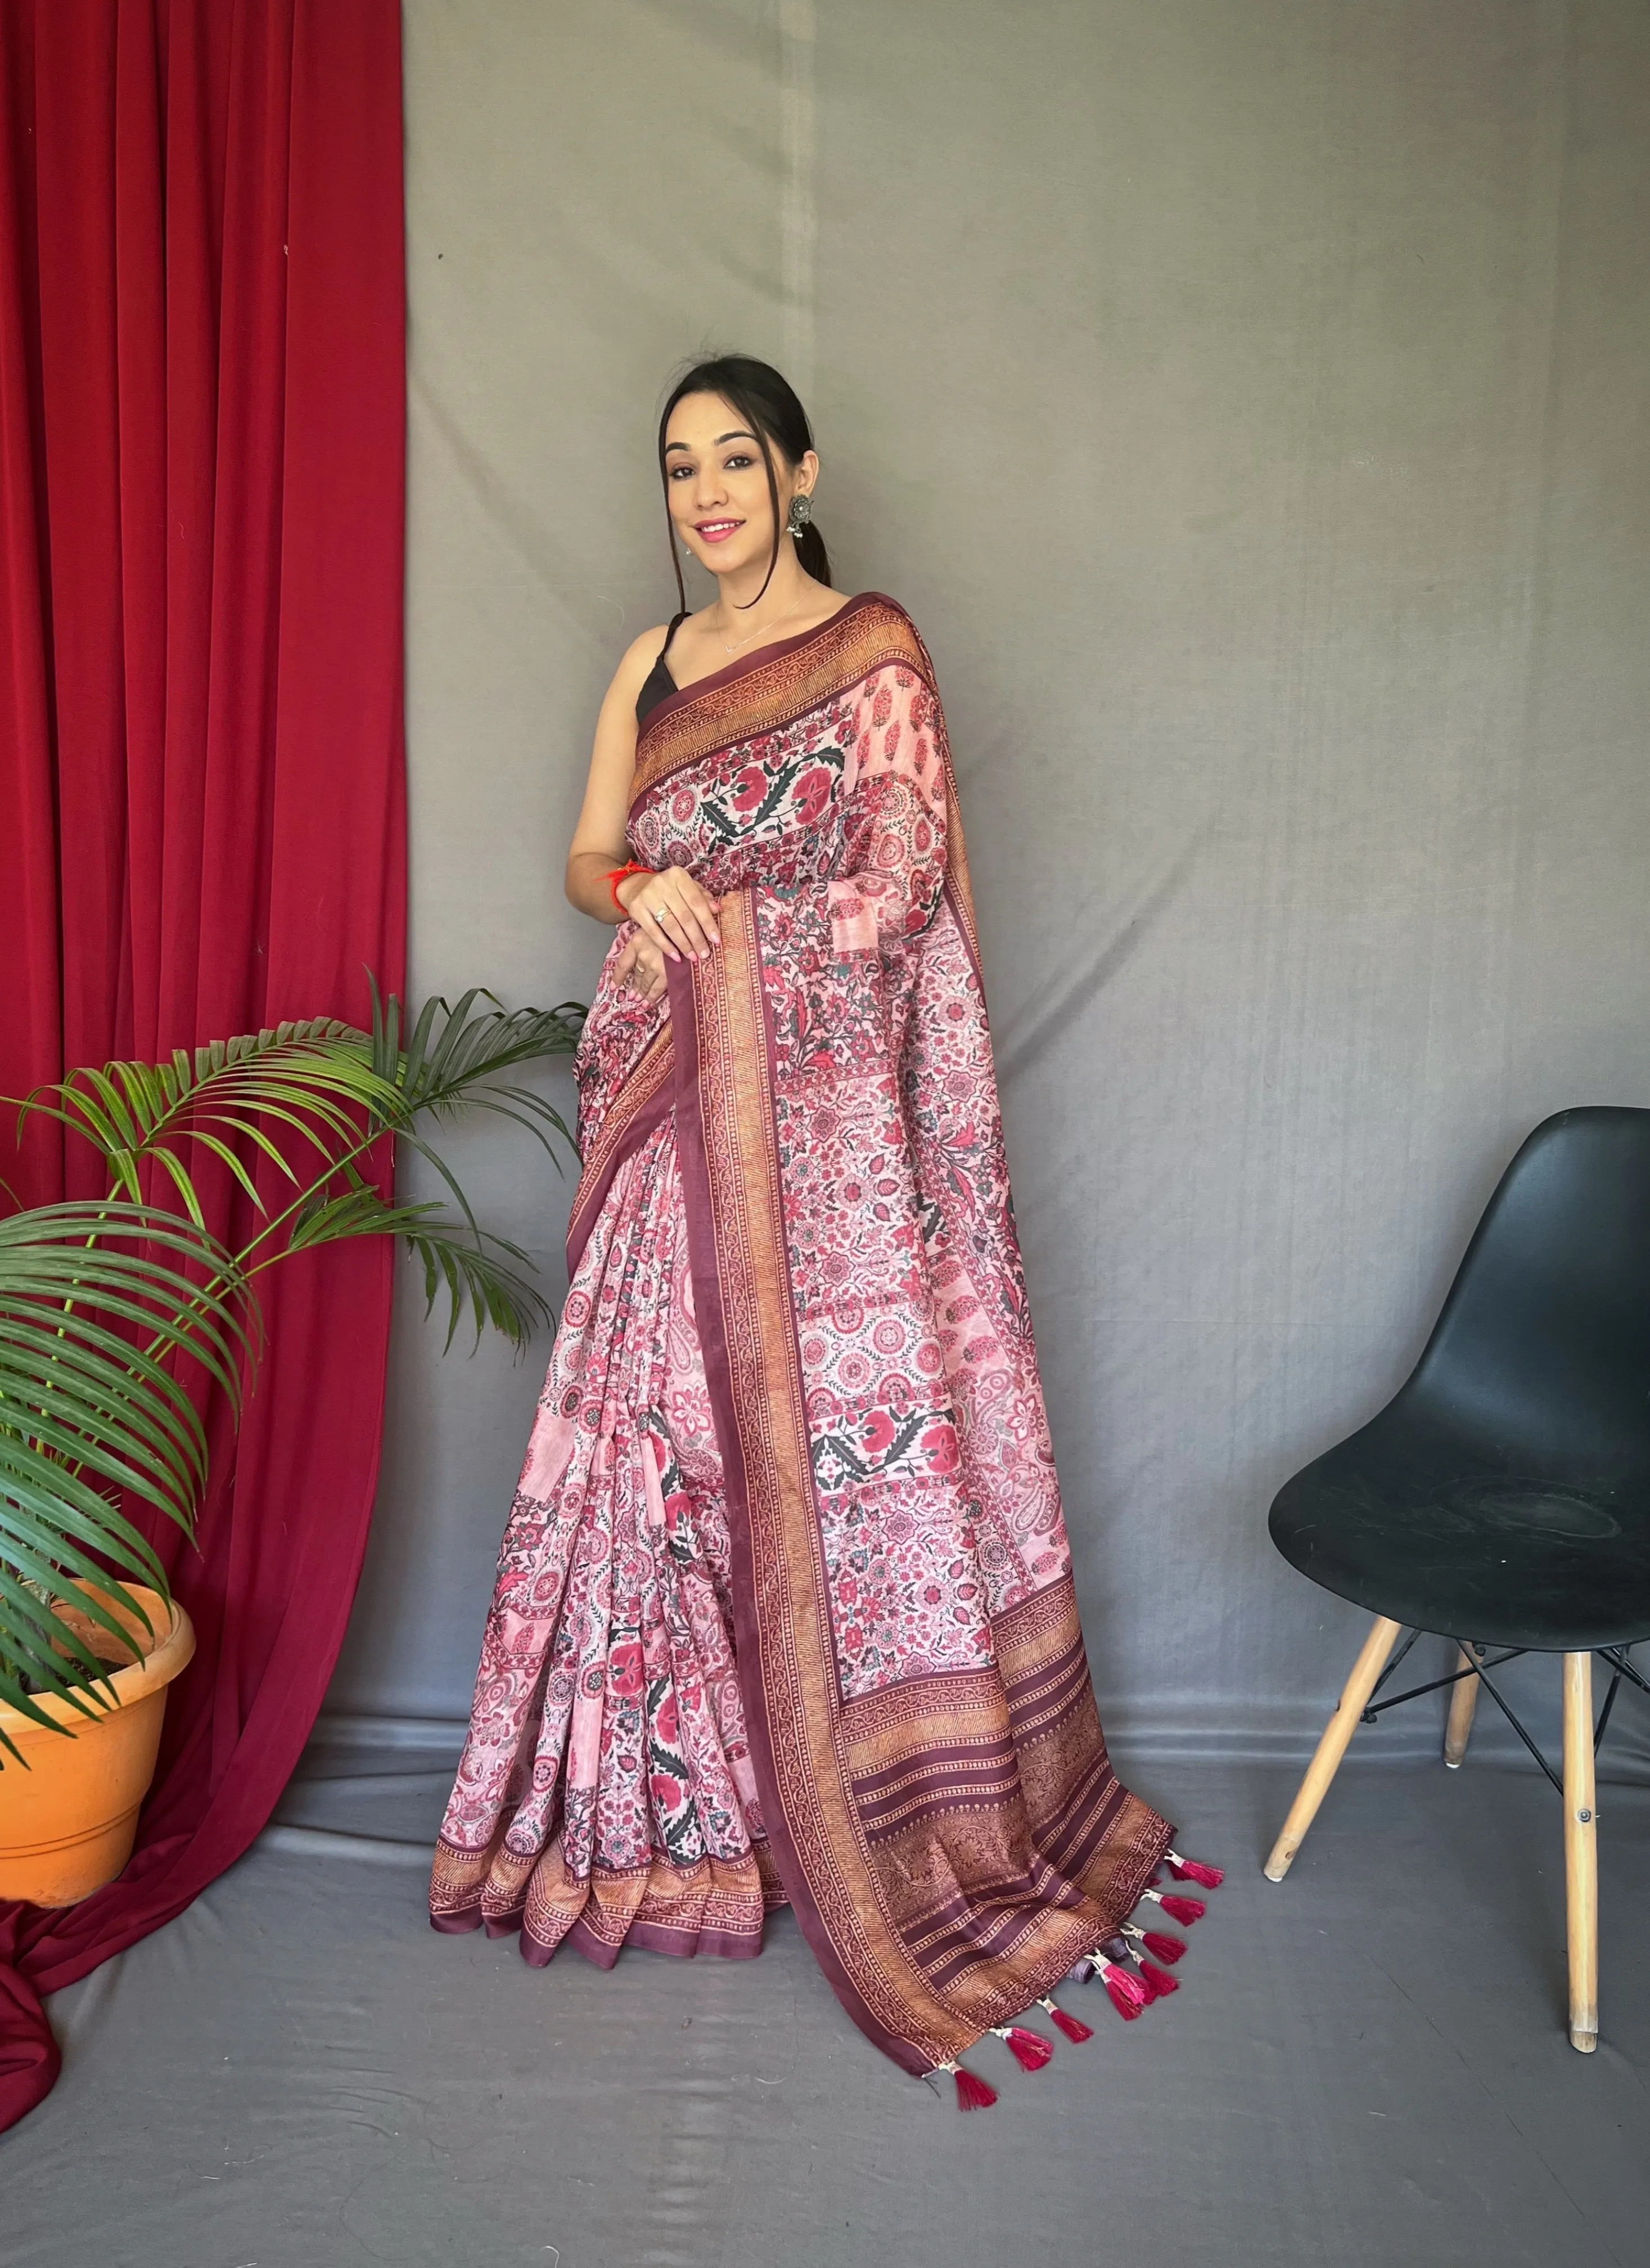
top-left (604, 861), bottom-right (650, 914)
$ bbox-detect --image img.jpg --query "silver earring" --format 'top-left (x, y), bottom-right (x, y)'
top-left (786, 493), bottom-right (813, 538)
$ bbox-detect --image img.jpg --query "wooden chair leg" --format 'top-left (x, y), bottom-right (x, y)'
top-left (1562, 1650), bottom-right (1598, 2053)
top-left (1264, 1615), bottom-right (1403, 1882)
top-left (1444, 1645), bottom-right (1481, 1768)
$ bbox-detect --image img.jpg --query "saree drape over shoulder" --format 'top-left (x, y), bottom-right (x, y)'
top-left (431, 595), bottom-right (1185, 2084)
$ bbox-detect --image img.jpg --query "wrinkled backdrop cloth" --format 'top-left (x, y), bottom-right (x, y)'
top-left (328, 0), bottom-right (1650, 1797)
top-left (0, 0), bottom-right (405, 2131)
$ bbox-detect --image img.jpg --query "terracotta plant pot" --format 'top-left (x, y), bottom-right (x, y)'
top-left (0, 1581), bottom-right (195, 1907)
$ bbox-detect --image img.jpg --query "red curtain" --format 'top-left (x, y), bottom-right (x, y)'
top-left (0, 0), bottom-right (406, 2129)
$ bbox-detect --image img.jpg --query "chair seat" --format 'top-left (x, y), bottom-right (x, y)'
top-left (1269, 1408), bottom-right (1650, 1650)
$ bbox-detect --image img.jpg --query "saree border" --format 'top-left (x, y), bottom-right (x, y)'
top-left (565, 1022), bottom-right (675, 1277)
top-left (632, 593), bottom-right (931, 805)
top-left (668, 901), bottom-right (971, 2076)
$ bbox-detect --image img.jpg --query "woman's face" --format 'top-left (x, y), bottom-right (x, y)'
top-left (664, 391), bottom-right (815, 581)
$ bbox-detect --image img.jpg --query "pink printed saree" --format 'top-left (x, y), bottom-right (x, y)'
top-left (431, 595), bottom-right (1179, 2083)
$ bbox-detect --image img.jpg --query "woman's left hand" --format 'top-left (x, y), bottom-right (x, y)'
top-left (614, 925), bottom-right (670, 1006)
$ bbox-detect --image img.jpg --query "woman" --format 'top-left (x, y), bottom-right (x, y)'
top-left (430, 356), bottom-right (1216, 2104)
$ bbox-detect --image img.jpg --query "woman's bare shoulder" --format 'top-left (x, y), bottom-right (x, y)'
top-left (615, 621), bottom-right (677, 682)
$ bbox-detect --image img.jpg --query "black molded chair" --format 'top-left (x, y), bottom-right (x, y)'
top-left (1263, 1107), bottom-right (1650, 2051)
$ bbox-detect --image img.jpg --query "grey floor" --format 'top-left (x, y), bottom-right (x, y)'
top-left (6, 1743), bottom-right (1648, 2268)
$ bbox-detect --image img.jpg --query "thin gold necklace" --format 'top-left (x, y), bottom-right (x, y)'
top-left (718, 595), bottom-right (805, 658)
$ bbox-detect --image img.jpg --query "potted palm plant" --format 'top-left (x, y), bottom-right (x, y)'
top-left (0, 986), bottom-right (583, 1904)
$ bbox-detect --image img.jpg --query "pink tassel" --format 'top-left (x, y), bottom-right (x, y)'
top-left (1158, 1892), bottom-right (1206, 1927)
top-left (1142, 1929), bottom-right (1187, 1966)
top-left (1099, 1959), bottom-right (1147, 2021)
top-left (1167, 1850), bottom-right (1224, 1889)
top-left (1131, 1958), bottom-right (1169, 2003)
top-left (995, 2024), bottom-right (1054, 2071)
top-left (953, 2064), bottom-right (998, 2109)
top-left (1041, 1996), bottom-right (1093, 2043)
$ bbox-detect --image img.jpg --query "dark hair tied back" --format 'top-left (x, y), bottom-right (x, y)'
top-left (657, 354), bottom-right (832, 610)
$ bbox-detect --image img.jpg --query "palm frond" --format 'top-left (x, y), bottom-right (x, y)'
top-left (10, 993), bottom-right (584, 1230)
top-left (14, 1025), bottom-right (404, 1225)
top-left (282, 1181), bottom-right (553, 1353)
top-left (403, 1220), bottom-right (554, 1354)
top-left (369, 980), bottom-right (583, 1163)
top-left (0, 1204), bottom-right (251, 1745)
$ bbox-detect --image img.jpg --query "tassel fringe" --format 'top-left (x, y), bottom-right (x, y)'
top-left (939, 1849), bottom-right (1211, 2085)
top-left (994, 2024), bottom-right (1054, 2071)
top-left (1101, 1961), bottom-right (1147, 2022)
top-left (1142, 1886), bottom-right (1206, 1927)
top-left (940, 2060), bottom-right (999, 2110)
top-left (1041, 1996), bottom-right (1093, 2043)
top-left (1135, 1957), bottom-right (1180, 2001)
top-left (1081, 1954), bottom-right (1149, 2020)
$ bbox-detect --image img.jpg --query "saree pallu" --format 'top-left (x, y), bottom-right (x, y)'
top-left (431, 593), bottom-right (1178, 2081)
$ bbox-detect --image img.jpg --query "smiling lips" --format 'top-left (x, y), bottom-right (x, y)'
top-left (695, 518), bottom-right (743, 543)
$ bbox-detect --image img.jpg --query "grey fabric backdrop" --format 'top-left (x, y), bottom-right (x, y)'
top-left (322, 0), bottom-right (1650, 1778)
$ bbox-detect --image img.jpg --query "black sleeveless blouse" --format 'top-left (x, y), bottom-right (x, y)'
top-left (635, 612), bottom-right (687, 724)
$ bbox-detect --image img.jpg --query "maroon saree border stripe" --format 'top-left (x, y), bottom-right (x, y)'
top-left (625, 1920), bottom-right (764, 1962)
top-left (566, 1915), bottom-right (623, 1970)
top-left (1002, 1629), bottom-right (1088, 1704)
top-left (1008, 1659), bottom-right (1088, 1729)
top-left (908, 1864), bottom-right (1084, 1944)
top-left (1006, 1664), bottom-right (1092, 1747)
top-left (1043, 1766), bottom-right (1133, 1880)
top-left (858, 1763), bottom-right (1023, 1819)
top-left (666, 927), bottom-right (900, 2054)
top-left (850, 1735), bottom-right (1017, 1798)
top-left (429, 1907), bottom-right (483, 1935)
top-left (858, 1783), bottom-right (1027, 1845)
top-left (565, 1022), bottom-right (675, 1277)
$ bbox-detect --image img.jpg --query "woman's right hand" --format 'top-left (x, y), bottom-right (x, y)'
top-left (616, 865), bottom-right (722, 962)
top-left (613, 924), bottom-right (670, 1006)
